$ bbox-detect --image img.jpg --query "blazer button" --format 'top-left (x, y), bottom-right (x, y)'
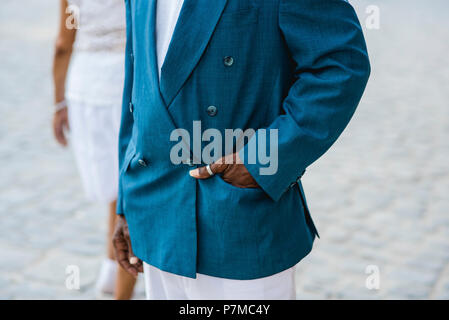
top-left (129, 102), bottom-right (134, 113)
top-left (223, 56), bottom-right (234, 67)
top-left (207, 105), bottom-right (218, 117)
top-left (138, 159), bottom-right (148, 167)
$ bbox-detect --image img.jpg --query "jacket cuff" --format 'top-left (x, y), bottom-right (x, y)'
top-left (238, 132), bottom-right (305, 202)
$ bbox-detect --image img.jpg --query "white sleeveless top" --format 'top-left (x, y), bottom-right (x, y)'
top-left (66, 0), bottom-right (126, 106)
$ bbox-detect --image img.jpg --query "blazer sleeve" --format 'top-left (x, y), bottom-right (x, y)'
top-left (239, 0), bottom-right (371, 202)
top-left (116, 0), bottom-right (134, 215)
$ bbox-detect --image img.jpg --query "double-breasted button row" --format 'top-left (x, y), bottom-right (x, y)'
top-left (138, 159), bottom-right (148, 167)
top-left (223, 56), bottom-right (234, 67)
top-left (203, 56), bottom-right (234, 118)
top-left (207, 105), bottom-right (218, 117)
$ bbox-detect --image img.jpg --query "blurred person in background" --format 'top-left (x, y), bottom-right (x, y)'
top-left (51, 0), bottom-right (136, 299)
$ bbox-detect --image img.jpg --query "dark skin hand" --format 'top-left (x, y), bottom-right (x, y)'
top-left (112, 215), bottom-right (143, 278)
top-left (189, 152), bottom-right (259, 188)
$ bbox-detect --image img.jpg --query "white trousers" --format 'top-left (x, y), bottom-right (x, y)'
top-left (143, 263), bottom-right (296, 300)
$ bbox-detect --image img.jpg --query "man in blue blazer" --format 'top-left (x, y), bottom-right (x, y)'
top-left (113, 0), bottom-right (370, 299)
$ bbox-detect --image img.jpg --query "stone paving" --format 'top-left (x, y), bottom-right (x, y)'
top-left (0, 0), bottom-right (448, 299)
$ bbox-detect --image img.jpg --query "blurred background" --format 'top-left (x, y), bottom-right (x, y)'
top-left (0, 0), bottom-right (448, 299)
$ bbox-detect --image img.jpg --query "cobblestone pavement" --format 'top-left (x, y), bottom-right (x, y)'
top-left (1, 0), bottom-right (448, 299)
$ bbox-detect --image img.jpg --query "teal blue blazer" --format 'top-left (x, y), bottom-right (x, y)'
top-left (118, 0), bottom-right (370, 280)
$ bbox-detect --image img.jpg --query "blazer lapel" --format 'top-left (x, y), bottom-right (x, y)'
top-left (159, 0), bottom-right (228, 107)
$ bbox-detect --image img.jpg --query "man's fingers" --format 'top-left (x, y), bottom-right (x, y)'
top-left (189, 165), bottom-right (212, 179)
top-left (209, 162), bottom-right (227, 174)
top-left (130, 258), bottom-right (144, 273)
top-left (189, 158), bottom-right (228, 179)
top-left (114, 239), bottom-right (138, 277)
top-left (112, 226), bottom-right (141, 278)
top-left (126, 237), bottom-right (140, 266)
top-left (119, 256), bottom-right (138, 278)
top-left (111, 216), bottom-right (141, 277)
top-left (122, 227), bottom-right (142, 276)
top-left (135, 260), bottom-right (144, 273)
top-left (113, 233), bottom-right (140, 278)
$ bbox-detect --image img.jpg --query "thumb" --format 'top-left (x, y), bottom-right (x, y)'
top-left (189, 159), bottom-right (228, 179)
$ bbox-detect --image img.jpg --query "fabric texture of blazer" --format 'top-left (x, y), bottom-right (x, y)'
top-left (118, 0), bottom-right (370, 280)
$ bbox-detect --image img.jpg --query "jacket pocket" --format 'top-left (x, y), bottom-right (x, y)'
top-left (215, 174), bottom-right (263, 193)
top-left (121, 142), bottom-right (136, 174)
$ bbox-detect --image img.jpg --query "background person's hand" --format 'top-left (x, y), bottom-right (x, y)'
top-left (189, 152), bottom-right (259, 188)
top-left (112, 215), bottom-right (143, 278)
top-left (52, 107), bottom-right (69, 146)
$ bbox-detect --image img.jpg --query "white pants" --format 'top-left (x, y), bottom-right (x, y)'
top-left (143, 263), bottom-right (296, 300)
